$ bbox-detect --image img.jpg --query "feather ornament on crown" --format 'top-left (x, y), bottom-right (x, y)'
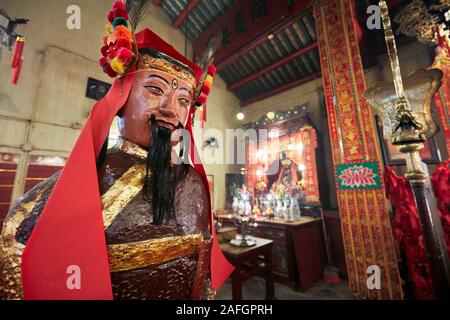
top-left (99, 0), bottom-right (136, 77)
top-left (192, 34), bottom-right (221, 110)
top-left (196, 63), bottom-right (217, 105)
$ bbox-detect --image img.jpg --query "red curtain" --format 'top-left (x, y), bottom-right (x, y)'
top-left (384, 162), bottom-right (450, 299)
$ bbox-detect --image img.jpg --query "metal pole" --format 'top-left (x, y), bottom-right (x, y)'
top-left (400, 146), bottom-right (450, 299)
top-left (379, 1), bottom-right (450, 299)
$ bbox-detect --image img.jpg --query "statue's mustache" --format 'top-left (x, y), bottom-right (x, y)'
top-left (149, 114), bottom-right (183, 131)
top-left (145, 115), bottom-right (187, 225)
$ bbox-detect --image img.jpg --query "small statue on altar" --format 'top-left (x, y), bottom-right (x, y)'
top-left (277, 152), bottom-right (301, 186)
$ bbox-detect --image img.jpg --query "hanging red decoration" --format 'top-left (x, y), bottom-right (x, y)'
top-left (11, 57), bottom-right (23, 85)
top-left (10, 37), bottom-right (26, 85)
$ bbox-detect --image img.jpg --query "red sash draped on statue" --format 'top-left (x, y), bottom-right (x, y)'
top-left (22, 75), bottom-right (135, 299)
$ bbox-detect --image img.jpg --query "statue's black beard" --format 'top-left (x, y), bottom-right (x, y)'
top-left (145, 116), bottom-right (188, 225)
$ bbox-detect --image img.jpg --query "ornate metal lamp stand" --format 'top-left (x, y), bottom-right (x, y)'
top-left (365, 1), bottom-right (450, 299)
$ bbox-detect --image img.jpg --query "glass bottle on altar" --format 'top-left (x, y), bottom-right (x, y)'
top-left (290, 196), bottom-right (300, 220)
top-left (232, 196), bottom-right (239, 214)
top-left (275, 199), bottom-right (283, 218)
top-left (283, 200), bottom-right (293, 222)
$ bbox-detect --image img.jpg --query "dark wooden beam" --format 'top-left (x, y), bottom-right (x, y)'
top-left (227, 42), bottom-right (318, 91)
top-left (216, 8), bottom-right (312, 72)
top-left (240, 73), bottom-right (320, 107)
top-left (172, 0), bottom-right (200, 29)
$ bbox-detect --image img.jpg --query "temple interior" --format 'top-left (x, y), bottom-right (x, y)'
top-left (0, 0), bottom-right (449, 301)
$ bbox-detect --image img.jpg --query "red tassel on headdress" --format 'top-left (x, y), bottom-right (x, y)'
top-left (202, 104), bottom-right (207, 123)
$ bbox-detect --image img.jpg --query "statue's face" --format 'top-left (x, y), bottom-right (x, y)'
top-left (118, 61), bottom-right (194, 148)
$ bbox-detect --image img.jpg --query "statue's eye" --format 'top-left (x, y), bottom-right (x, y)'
top-left (144, 85), bottom-right (164, 95)
top-left (178, 98), bottom-right (190, 107)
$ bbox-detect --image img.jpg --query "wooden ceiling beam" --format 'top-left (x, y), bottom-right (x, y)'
top-left (216, 8), bottom-right (313, 72)
top-left (227, 42), bottom-right (318, 91)
top-left (240, 72), bottom-right (320, 107)
top-left (172, 0), bottom-right (201, 29)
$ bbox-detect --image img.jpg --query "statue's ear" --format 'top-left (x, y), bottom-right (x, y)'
top-left (116, 95), bottom-right (131, 118)
top-left (117, 108), bottom-right (124, 118)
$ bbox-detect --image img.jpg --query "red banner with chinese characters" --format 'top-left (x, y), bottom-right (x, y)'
top-left (297, 127), bottom-right (320, 202)
top-left (314, 0), bottom-right (403, 299)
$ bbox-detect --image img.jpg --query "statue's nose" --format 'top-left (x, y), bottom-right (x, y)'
top-left (159, 93), bottom-right (177, 118)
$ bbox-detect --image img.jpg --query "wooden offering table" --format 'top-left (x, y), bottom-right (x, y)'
top-left (218, 214), bottom-right (325, 291)
top-left (220, 236), bottom-right (275, 300)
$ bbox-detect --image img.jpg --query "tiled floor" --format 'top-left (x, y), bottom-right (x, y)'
top-left (216, 278), bottom-right (354, 300)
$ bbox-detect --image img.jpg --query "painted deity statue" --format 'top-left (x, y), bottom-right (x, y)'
top-left (270, 152), bottom-right (303, 191)
top-left (0, 1), bottom-right (232, 300)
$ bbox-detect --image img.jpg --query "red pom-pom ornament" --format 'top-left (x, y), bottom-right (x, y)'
top-left (107, 10), bottom-right (114, 23)
top-left (208, 64), bottom-right (216, 76)
top-left (116, 47), bottom-right (133, 64)
top-left (201, 82), bottom-right (211, 95)
top-left (115, 37), bottom-right (132, 50)
top-left (112, 7), bottom-right (129, 21)
top-left (112, 0), bottom-right (126, 10)
top-left (103, 63), bottom-right (117, 77)
top-left (196, 92), bottom-right (208, 105)
top-left (100, 45), bottom-right (108, 57)
top-left (99, 57), bottom-right (107, 68)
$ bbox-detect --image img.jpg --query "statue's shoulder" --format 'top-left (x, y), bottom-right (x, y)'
top-left (97, 146), bottom-right (146, 195)
top-left (184, 166), bottom-right (209, 197)
top-left (0, 170), bottom-right (60, 300)
top-left (2, 171), bottom-right (60, 245)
